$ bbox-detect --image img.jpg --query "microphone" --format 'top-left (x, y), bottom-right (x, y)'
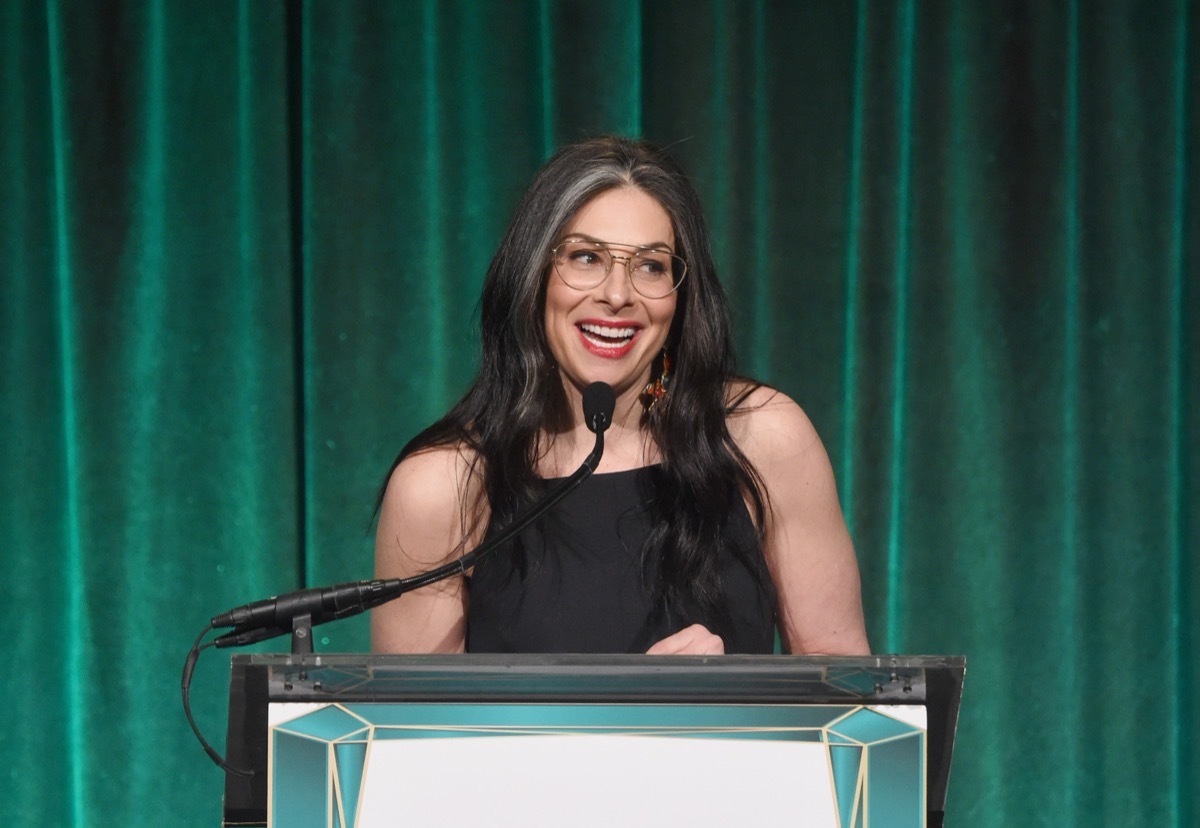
top-left (583, 381), bottom-right (615, 434)
top-left (209, 382), bottom-right (616, 647)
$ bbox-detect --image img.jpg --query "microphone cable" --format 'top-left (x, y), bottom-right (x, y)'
top-left (181, 623), bottom-right (255, 777)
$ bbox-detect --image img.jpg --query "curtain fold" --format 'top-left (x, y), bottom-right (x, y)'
top-left (1, 1), bottom-right (1195, 824)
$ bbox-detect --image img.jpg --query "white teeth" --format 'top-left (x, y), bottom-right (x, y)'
top-left (580, 323), bottom-right (637, 340)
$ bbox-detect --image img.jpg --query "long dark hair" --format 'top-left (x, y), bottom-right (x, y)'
top-left (385, 135), bottom-right (769, 631)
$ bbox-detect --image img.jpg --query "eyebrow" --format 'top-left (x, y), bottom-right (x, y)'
top-left (561, 233), bottom-right (675, 253)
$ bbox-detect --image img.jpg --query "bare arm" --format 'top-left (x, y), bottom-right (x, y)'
top-left (370, 446), bottom-right (480, 653)
top-left (730, 386), bottom-right (870, 655)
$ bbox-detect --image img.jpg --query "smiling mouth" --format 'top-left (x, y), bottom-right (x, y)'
top-left (578, 322), bottom-right (639, 349)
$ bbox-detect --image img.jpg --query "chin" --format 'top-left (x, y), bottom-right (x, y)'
top-left (563, 364), bottom-right (645, 399)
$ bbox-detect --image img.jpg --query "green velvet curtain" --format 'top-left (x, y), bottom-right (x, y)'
top-left (2, 0), bottom-right (1195, 824)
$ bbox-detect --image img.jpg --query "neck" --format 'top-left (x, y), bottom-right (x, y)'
top-left (543, 377), bottom-right (656, 475)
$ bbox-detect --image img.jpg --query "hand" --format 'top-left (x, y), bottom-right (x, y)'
top-left (645, 624), bottom-right (725, 655)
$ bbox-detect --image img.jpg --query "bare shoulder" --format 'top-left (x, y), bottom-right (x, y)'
top-left (376, 442), bottom-right (485, 572)
top-left (726, 382), bottom-right (823, 467)
top-left (383, 444), bottom-right (473, 509)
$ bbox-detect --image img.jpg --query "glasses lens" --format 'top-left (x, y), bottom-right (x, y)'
top-left (628, 251), bottom-right (683, 298)
top-left (554, 241), bottom-right (610, 290)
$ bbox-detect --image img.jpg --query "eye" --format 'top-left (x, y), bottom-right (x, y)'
top-left (570, 250), bottom-right (601, 265)
top-left (561, 242), bottom-right (607, 269)
top-left (632, 255), bottom-right (671, 277)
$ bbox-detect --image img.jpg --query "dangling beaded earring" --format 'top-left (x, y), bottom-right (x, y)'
top-left (641, 350), bottom-right (672, 413)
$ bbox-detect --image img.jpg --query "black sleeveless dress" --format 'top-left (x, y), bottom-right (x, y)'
top-left (466, 466), bottom-right (777, 654)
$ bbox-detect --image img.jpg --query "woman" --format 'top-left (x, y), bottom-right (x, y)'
top-left (372, 136), bottom-right (869, 656)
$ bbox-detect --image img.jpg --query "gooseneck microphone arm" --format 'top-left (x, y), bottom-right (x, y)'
top-left (207, 381), bottom-right (616, 649)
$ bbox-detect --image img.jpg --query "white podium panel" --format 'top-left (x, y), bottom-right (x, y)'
top-left (267, 701), bottom-right (928, 828)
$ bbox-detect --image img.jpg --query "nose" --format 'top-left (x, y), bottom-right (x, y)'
top-left (599, 254), bottom-right (635, 306)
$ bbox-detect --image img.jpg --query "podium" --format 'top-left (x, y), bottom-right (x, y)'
top-left (223, 653), bottom-right (964, 827)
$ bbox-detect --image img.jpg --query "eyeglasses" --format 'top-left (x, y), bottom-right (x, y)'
top-left (550, 238), bottom-right (687, 299)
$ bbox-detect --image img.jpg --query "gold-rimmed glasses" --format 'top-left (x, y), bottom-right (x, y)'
top-left (550, 238), bottom-right (687, 299)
